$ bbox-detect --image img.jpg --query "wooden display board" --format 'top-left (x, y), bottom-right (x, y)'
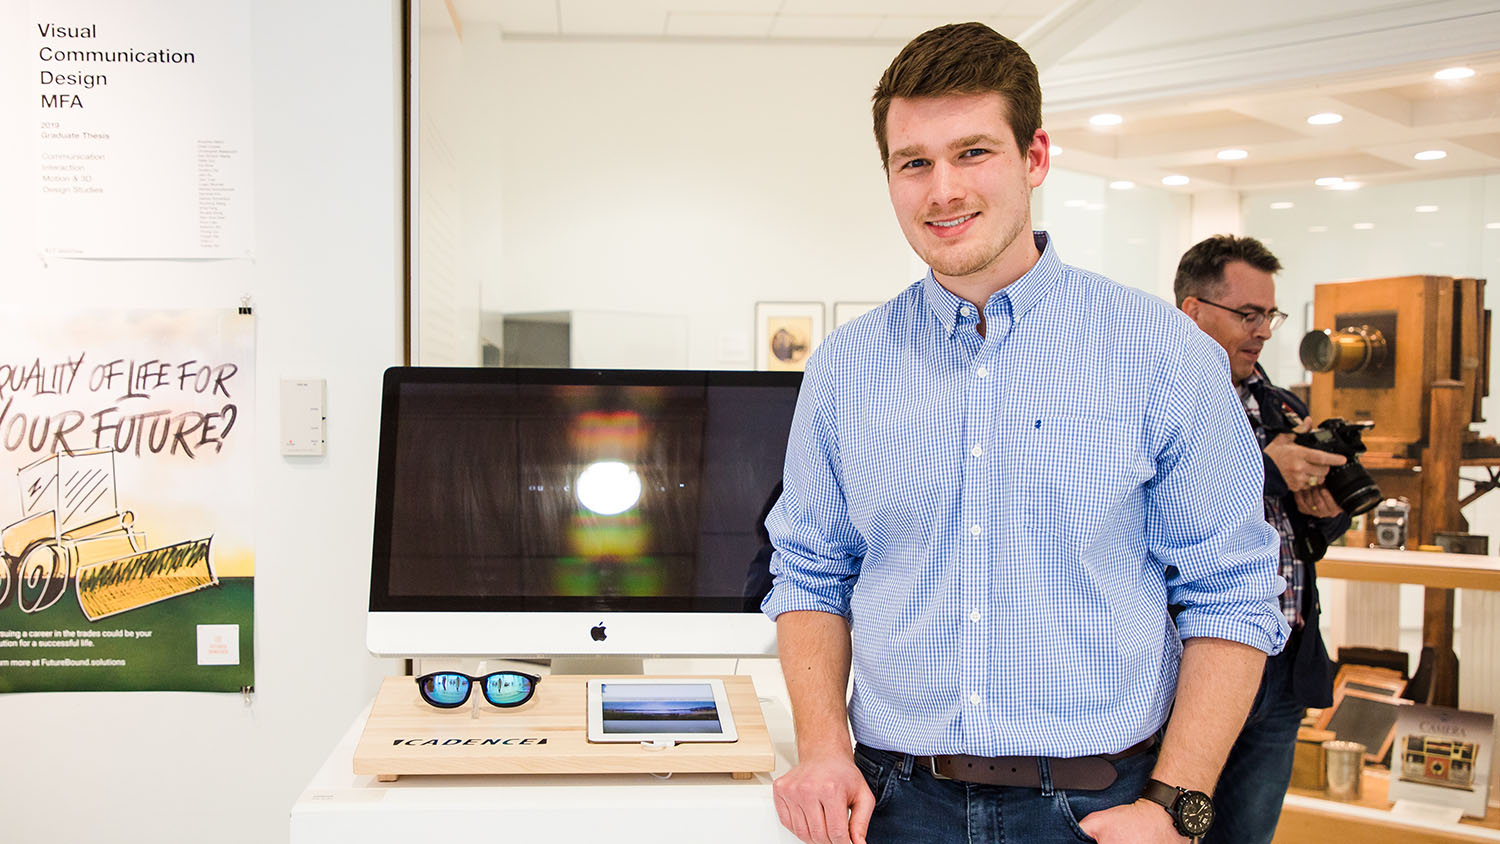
top-left (352, 674), bottom-right (775, 781)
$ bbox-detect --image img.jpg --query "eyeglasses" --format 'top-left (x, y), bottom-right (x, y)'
top-left (1195, 297), bottom-right (1288, 332)
top-left (415, 671), bottom-right (541, 709)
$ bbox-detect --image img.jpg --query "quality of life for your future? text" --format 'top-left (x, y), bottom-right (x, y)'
top-left (0, 354), bottom-right (241, 460)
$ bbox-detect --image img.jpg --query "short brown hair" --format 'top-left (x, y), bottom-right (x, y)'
top-left (1174, 235), bottom-right (1284, 306)
top-left (872, 22), bottom-right (1041, 172)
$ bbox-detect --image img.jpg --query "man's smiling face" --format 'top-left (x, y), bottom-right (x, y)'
top-left (884, 92), bottom-right (1049, 291)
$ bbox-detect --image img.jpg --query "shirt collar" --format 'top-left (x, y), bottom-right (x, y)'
top-left (1238, 364), bottom-right (1271, 407)
top-left (921, 232), bottom-right (1063, 335)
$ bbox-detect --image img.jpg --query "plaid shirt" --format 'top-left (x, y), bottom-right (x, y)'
top-left (1240, 376), bottom-right (1303, 628)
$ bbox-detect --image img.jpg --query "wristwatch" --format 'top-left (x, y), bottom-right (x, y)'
top-left (1139, 778), bottom-right (1215, 838)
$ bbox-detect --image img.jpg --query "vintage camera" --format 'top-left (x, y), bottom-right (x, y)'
top-left (1371, 497), bottom-right (1411, 549)
top-left (1400, 735), bottom-right (1477, 790)
top-left (1294, 418), bottom-right (1381, 516)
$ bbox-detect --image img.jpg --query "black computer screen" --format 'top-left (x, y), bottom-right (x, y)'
top-left (369, 368), bottom-right (799, 614)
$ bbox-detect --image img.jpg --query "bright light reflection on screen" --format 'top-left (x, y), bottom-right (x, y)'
top-left (576, 460), bottom-right (642, 515)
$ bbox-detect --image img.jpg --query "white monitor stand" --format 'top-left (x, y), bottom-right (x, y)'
top-left (548, 655), bottom-right (644, 675)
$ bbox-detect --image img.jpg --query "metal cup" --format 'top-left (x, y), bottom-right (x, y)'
top-left (1323, 740), bottom-right (1366, 800)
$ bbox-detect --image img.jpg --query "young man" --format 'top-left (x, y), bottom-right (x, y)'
top-left (1176, 235), bottom-right (1352, 844)
top-left (762, 22), bottom-right (1290, 844)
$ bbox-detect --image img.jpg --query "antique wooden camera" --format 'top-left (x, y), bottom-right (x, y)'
top-left (1299, 274), bottom-right (1492, 541)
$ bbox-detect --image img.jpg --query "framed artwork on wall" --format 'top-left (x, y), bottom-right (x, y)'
top-left (833, 301), bottom-right (881, 328)
top-left (755, 302), bottom-right (824, 371)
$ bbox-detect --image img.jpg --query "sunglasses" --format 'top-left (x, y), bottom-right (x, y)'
top-left (414, 670), bottom-right (541, 709)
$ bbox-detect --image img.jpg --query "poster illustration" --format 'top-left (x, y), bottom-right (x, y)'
top-left (0, 308), bottom-right (254, 692)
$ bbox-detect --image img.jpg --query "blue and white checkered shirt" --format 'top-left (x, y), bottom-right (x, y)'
top-left (763, 233), bottom-right (1289, 758)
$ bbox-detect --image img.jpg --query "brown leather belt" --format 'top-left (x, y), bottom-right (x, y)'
top-left (911, 735), bottom-right (1158, 791)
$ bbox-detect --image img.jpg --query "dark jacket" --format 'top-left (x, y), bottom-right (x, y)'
top-left (1243, 366), bottom-right (1350, 709)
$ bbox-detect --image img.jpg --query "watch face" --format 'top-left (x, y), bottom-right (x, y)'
top-left (1176, 790), bottom-right (1215, 837)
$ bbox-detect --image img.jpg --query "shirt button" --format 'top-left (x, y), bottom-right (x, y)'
top-left (970, 444), bottom-right (983, 457)
top-left (975, 366), bottom-right (988, 378)
top-left (969, 610), bottom-right (981, 622)
top-left (970, 524), bottom-right (983, 536)
top-left (969, 693), bottom-right (981, 705)
top-left (960, 306), bottom-right (972, 317)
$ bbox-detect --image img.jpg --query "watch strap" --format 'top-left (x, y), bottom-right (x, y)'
top-left (1139, 778), bottom-right (1181, 815)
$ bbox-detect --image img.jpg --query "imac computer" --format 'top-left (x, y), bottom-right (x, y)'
top-left (366, 367), bottom-right (800, 665)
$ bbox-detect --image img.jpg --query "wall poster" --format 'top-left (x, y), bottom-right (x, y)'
top-left (31, 0), bottom-right (252, 259)
top-left (0, 309), bottom-right (254, 692)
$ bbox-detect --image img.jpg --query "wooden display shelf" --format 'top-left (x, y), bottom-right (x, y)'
top-left (353, 674), bottom-right (775, 782)
top-left (1318, 546), bottom-right (1500, 591)
top-left (1277, 768), bottom-right (1500, 843)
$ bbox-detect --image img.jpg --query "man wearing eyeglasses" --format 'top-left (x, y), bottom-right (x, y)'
top-left (1176, 234), bottom-right (1352, 844)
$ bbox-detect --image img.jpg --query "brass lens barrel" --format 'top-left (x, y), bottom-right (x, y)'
top-left (1299, 326), bottom-right (1386, 373)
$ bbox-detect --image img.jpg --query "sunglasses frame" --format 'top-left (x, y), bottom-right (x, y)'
top-left (414, 670), bottom-right (542, 709)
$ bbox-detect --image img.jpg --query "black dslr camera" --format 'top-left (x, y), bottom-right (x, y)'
top-left (1294, 418), bottom-right (1381, 516)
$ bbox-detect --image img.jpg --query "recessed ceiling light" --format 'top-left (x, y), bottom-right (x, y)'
top-left (1315, 176), bottom-right (1344, 187)
top-left (1307, 112), bottom-right (1343, 125)
top-left (1415, 205), bottom-right (1440, 213)
top-left (1270, 201), bottom-right (1294, 210)
top-left (1089, 113), bottom-right (1123, 126)
top-left (1488, 222), bottom-right (1500, 229)
top-left (1109, 180), bottom-right (1135, 190)
top-left (1354, 223), bottom-right (1375, 230)
top-left (1161, 175), bottom-right (1190, 186)
top-left (1217, 148), bottom-right (1248, 161)
top-left (1064, 199), bottom-right (1087, 208)
top-left (1309, 226), bottom-right (1328, 233)
top-left (1434, 66), bottom-right (1475, 80)
top-left (1414, 149), bottom-right (1447, 161)
top-left (1050, 144), bottom-right (1062, 156)
top-left (1331, 181), bottom-right (1363, 191)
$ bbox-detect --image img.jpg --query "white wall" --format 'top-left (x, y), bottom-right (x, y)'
top-left (0, 2), bottom-right (402, 843)
top-left (1033, 168), bottom-right (1192, 303)
top-left (425, 37), bottom-right (1195, 369)
top-left (487, 38), bottom-right (918, 369)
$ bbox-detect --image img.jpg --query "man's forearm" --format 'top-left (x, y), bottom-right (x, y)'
top-left (778, 610), bottom-right (855, 760)
top-left (1151, 637), bottom-right (1267, 793)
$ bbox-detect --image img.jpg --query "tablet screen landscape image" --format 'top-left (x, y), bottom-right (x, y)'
top-left (601, 682), bottom-right (723, 734)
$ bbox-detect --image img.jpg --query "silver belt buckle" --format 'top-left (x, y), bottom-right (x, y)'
top-left (927, 757), bottom-right (952, 780)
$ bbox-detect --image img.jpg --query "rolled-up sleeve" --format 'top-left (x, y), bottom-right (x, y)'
top-left (761, 345), bottom-right (865, 621)
top-left (1147, 328), bottom-right (1290, 655)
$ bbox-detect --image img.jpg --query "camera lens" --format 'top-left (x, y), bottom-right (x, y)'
top-left (1323, 462), bottom-right (1381, 516)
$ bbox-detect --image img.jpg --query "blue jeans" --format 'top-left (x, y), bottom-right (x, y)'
top-left (852, 743), bottom-right (1158, 843)
top-left (1201, 644), bottom-right (1304, 844)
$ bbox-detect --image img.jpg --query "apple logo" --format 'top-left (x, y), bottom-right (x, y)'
top-left (590, 622), bottom-right (607, 642)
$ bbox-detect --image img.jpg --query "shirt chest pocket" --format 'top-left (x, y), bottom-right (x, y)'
top-left (1009, 414), bottom-right (1146, 545)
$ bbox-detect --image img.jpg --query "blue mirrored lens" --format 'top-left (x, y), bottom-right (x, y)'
top-left (484, 673), bottom-right (533, 705)
top-left (422, 673), bottom-right (470, 706)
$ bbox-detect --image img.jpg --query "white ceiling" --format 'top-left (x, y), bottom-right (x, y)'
top-left (427, 0), bottom-right (1500, 193)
